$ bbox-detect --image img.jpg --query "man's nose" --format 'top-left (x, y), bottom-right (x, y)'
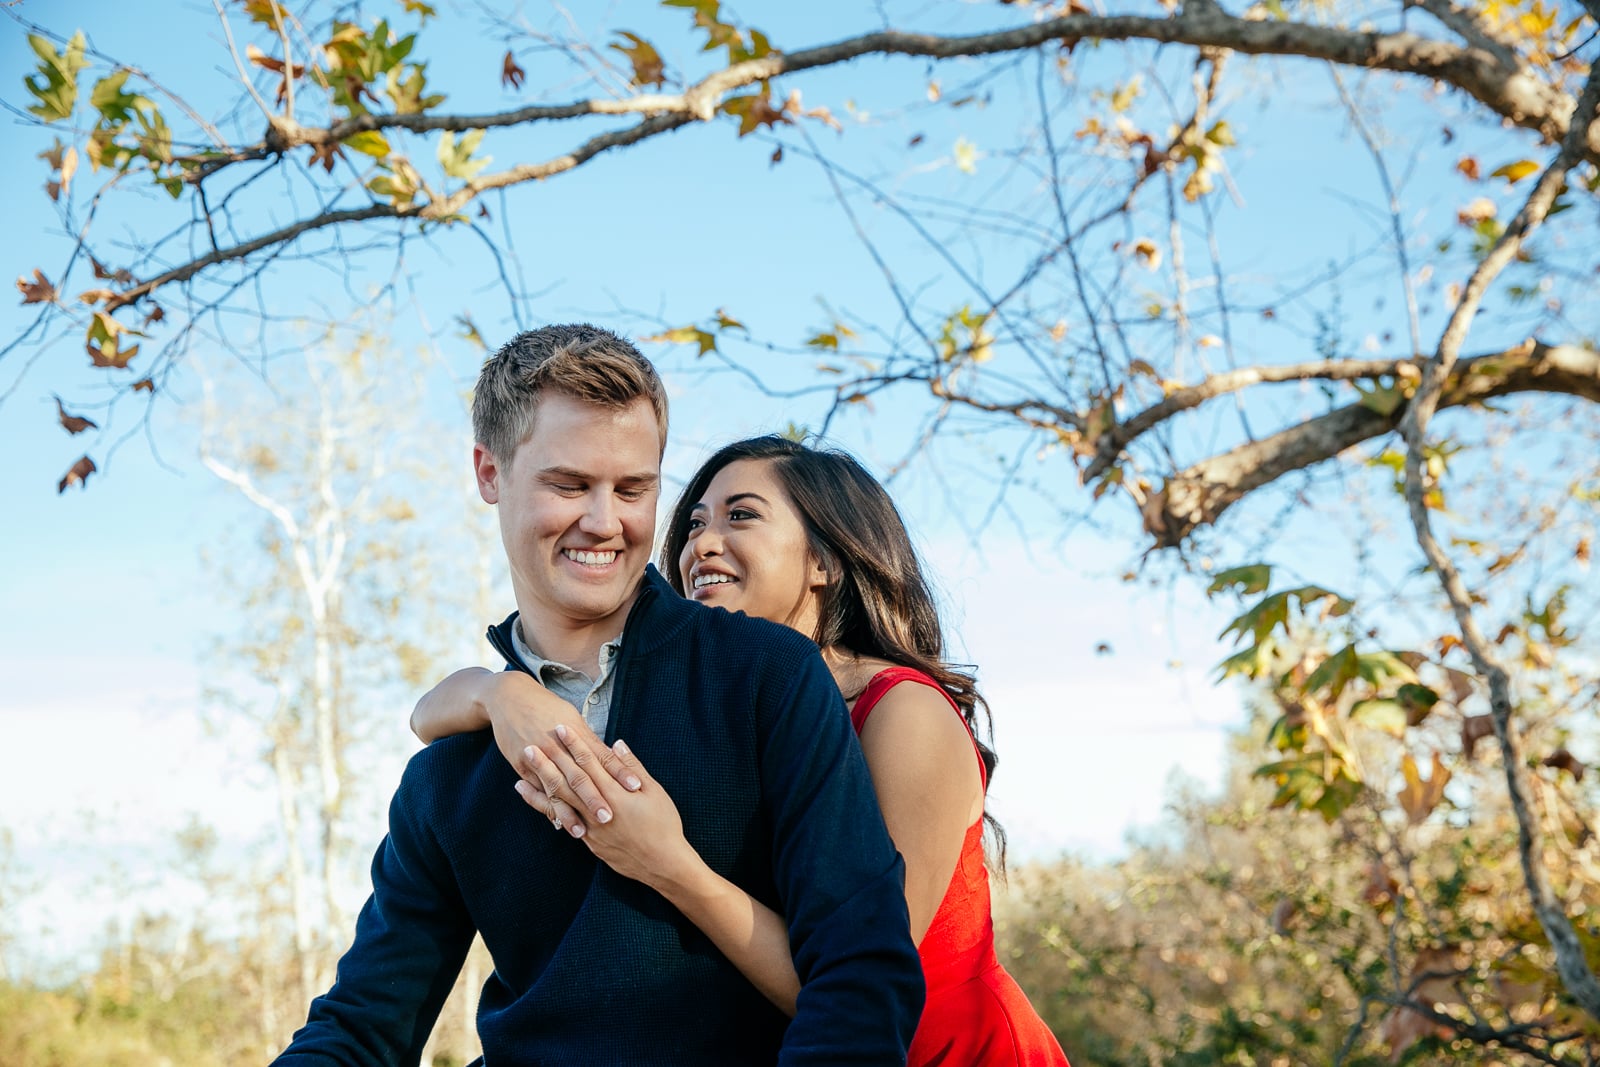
top-left (580, 492), bottom-right (623, 537)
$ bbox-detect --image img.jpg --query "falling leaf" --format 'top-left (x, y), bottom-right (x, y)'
top-left (132, 378), bottom-right (155, 393)
top-left (1196, 334), bottom-right (1222, 349)
top-left (501, 50), bottom-right (525, 91)
top-left (57, 454), bottom-right (96, 493)
top-left (1490, 159), bottom-right (1540, 184)
top-left (927, 80), bottom-right (942, 103)
top-left (1455, 156), bottom-right (1480, 180)
top-left (907, 133), bottom-right (924, 148)
top-left (1094, 642), bottom-right (1113, 656)
top-left (769, 145), bottom-right (783, 166)
top-left (17, 269), bottom-right (57, 305)
top-left (1576, 536), bottom-right (1591, 566)
top-left (54, 396), bottom-right (96, 434)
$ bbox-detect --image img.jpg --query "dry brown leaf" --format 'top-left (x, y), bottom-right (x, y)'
top-left (55, 396), bottom-right (96, 435)
top-left (57, 455), bottom-right (96, 493)
top-left (501, 50), bottom-right (526, 91)
top-left (17, 269), bottom-right (57, 305)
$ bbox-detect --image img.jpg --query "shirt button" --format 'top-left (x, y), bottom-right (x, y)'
top-left (587, 694), bottom-right (599, 704)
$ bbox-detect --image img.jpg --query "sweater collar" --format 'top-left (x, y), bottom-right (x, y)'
top-left (486, 565), bottom-right (692, 670)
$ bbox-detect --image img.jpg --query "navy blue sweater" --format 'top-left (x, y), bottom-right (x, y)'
top-left (273, 567), bottom-right (924, 1066)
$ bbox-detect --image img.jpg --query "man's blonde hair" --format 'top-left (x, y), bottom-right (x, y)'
top-left (472, 324), bottom-right (669, 464)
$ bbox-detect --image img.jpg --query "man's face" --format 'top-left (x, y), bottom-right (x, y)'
top-left (475, 392), bottom-right (661, 637)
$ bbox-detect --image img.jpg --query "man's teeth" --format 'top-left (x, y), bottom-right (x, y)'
top-left (694, 573), bottom-right (735, 589)
top-left (565, 549), bottom-right (617, 566)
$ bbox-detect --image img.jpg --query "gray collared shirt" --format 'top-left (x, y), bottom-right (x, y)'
top-left (510, 622), bottom-right (622, 739)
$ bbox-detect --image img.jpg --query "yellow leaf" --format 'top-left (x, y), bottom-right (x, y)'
top-left (953, 137), bottom-right (978, 175)
top-left (1490, 159), bottom-right (1540, 184)
top-left (343, 130), bottom-right (392, 158)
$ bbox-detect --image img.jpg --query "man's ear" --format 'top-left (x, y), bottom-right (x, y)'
top-left (473, 443), bottom-right (502, 505)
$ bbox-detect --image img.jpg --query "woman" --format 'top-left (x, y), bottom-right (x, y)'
top-left (414, 435), bottom-right (1069, 1066)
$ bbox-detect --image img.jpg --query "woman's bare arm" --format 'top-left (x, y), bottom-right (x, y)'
top-left (412, 668), bottom-right (638, 826)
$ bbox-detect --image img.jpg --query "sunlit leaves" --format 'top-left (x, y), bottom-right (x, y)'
top-left (39, 138), bottom-right (79, 201)
top-left (24, 32), bottom-right (88, 123)
top-left (723, 85), bottom-right (842, 137)
top-left (366, 158), bottom-right (420, 208)
top-left (805, 321), bottom-right (857, 351)
top-left (936, 305), bottom-right (994, 364)
top-left (319, 19), bottom-right (443, 118)
top-left (85, 311), bottom-right (142, 368)
top-left (645, 324), bottom-right (718, 356)
top-left (665, 0), bottom-right (771, 65)
top-left (1218, 585), bottom-right (1351, 651)
top-left (437, 128), bottom-right (490, 181)
top-left (611, 32), bottom-right (667, 88)
top-left (1207, 563), bottom-right (1273, 596)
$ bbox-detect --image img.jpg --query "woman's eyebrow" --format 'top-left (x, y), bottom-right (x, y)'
top-left (725, 492), bottom-right (770, 507)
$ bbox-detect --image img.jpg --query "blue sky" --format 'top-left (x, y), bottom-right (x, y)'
top-left (1, 0), bottom-right (1582, 975)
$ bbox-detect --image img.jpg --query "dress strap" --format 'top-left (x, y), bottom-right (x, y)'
top-left (849, 666), bottom-right (987, 789)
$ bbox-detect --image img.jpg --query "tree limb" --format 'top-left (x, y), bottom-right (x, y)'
top-left (1140, 342), bottom-right (1600, 547)
top-left (1395, 58), bottom-right (1600, 1024)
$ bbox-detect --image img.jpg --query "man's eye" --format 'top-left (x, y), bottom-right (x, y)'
top-left (551, 484), bottom-right (584, 494)
top-left (618, 488), bottom-right (647, 502)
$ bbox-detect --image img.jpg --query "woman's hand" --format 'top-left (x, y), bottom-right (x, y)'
top-left (517, 727), bottom-right (700, 892)
top-left (412, 667), bottom-right (639, 831)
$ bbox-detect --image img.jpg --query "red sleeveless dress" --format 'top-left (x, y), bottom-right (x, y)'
top-left (851, 667), bottom-right (1070, 1067)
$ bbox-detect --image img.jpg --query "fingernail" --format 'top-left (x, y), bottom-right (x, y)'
top-left (524, 745), bottom-right (537, 761)
top-left (625, 776), bottom-right (641, 791)
top-left (614, 739), bottom-right (631, 757)
top-left (570, 823), bottom-right (585, 839)
top-left (556, 724), bottom-right (568, 740)
top-left (596, 808), bottom-right (612, 824)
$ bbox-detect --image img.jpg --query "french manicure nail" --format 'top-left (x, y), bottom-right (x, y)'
top-left (556, 724), bottom-right (568, 739)
top-left (570, 823), bottom-right (585, 838)
top-left (625, 776), bottom-right (641, 791)
top-left (596, 808), bottom-right (612, 824)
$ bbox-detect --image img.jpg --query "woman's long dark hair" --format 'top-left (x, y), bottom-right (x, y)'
top-left (660, 434), bottom-right (1006, 868)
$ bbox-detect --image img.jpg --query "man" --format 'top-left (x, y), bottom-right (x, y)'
top-left (272, 324), bottom-right (924, 1066)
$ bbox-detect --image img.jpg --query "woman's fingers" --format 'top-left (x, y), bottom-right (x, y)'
top-left (522, 746), bottom-right (589, 837)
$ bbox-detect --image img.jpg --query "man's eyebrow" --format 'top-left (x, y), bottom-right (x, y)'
top-left (538, 466), bottom-right (659, 485)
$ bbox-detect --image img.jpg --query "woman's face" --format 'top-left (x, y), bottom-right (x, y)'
top-left (678, 458), bottom-right (830, 638)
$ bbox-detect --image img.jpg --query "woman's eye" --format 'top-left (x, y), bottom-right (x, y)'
top-left (729, 508), bottom-right (758, 521)
top-left (685, 517), bottom-right (705, 531)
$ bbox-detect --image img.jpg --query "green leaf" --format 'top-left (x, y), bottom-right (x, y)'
top-left (1207, 563), bottom-right (1272, 596)
top-left (24, 31), bottom-right (89, 123)
top-left (90, 69), bottom-right (149, 126)
top-left (1349, 699), bottom-right (1407, 737)
top-left (1304, 644), bottom-right (1361, 703)
top-left (1354, 381), bottom-right (1406, 416)
top-left (343, 131), bottom-right (392, 158)
top-left (1216, 635), bottom-right (1277, 681)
